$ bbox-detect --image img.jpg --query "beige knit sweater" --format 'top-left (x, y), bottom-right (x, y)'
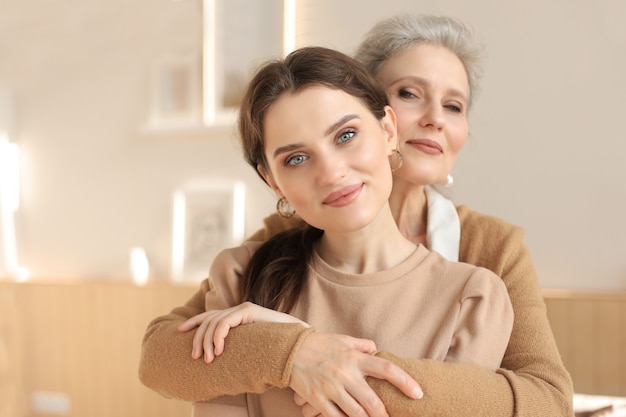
top-left (139, 205), bottom-right (574, 416)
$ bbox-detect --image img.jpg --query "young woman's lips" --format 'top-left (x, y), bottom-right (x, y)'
top-left (406, 139), bottom-right (443, 155)
top-left (323, 183), bottom-right (363, 207)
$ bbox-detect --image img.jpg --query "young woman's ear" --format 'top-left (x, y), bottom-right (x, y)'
top-left (381, 105), bottom-right (398, 152)
top-left (257, 164), bottom-right (282, 195)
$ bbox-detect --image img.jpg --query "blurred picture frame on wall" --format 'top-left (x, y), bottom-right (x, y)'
top-left (171, 179), bottom-right (246, 283)
top-left (202, 0), bottom-right (293, 126)
top-left (148, 52), bottom-right (202, 130)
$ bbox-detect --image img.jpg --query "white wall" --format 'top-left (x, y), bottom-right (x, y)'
top-left (1, 0), bottom-right (625, 289)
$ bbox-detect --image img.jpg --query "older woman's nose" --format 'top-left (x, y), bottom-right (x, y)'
top-left (419, 103), bottom-right (446, 130)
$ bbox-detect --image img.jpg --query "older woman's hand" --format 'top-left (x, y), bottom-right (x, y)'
top-left (290, 332), bottom-right (423, 417)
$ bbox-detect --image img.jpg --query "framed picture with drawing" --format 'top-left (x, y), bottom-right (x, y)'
top-left (171, 179), bottom-right (246, 282)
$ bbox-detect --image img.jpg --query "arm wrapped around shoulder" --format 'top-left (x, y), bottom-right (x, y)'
top-left (139, 320), bottom-right (313, 401)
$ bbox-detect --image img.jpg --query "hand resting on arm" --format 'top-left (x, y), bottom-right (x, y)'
top-left (180, 302), bottom-right (424, 417)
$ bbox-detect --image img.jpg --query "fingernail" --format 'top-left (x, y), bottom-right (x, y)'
top-left (413, 387), bottom-right (424, 399)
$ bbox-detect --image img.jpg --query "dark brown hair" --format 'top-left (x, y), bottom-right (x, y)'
top-left (238, 46), bottom-right (388, 312)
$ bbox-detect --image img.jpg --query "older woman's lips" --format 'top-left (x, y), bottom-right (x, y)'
top-left (323, 183), bottom-right (363, 207)
top-left (406, 139), bottom-right (443, 155)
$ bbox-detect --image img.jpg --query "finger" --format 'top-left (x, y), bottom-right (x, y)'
top-left (202, 319), bottom-right (220, 363)
top-left (294, 392), bottom-right (307, 406)
top-left (344, 381), bottom-right (387, 417)
top-left (363, 357), bottom-right (423, 399)
top-left (311, 401), bottom-right (348, 417)
top-left (333, 388), bottom-right (382, 417)
top-left (191, 319), bottom-right (211, 361)
top-left (300, 402), bottom-right (323, 417)
top-left (344, 336), bottom-right (377, 354)
top-left (178, 314), bottom-right (206, 332)
top-left (212, 313), bottom-right (246, 356)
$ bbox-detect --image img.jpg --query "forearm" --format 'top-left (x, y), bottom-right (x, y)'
top-left (368, 353), bottom-right (515, 416)
top-left (139, 320), bottom-right (313, 401)
top-left (458, 212), bottom-right (574, 415)
top-left (371, 351), bottom-right (575, 416)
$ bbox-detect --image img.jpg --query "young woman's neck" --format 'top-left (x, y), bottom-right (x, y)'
top-left (388, 179), bottom-right (428, 246)
top-left (315, 204), bottom-right (416, 275)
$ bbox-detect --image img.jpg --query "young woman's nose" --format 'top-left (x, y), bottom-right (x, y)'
top-left (316, 152), bottom-right (346, 186)
top-left (419, 102), bottom-right (445, 130)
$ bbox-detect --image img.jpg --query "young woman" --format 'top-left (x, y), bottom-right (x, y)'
top-left (140, 46), bottom-right (513, 417)
top-left (140, 14), bottom-right (574, 417)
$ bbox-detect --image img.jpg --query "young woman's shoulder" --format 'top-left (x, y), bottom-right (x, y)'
top-left (245, 213), bottom-right (308, 243)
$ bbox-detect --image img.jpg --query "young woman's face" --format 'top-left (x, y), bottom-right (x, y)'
top-left (261, 85), bottom-right (396, 232)
top-left (376, 43), bottom-right (469, 186)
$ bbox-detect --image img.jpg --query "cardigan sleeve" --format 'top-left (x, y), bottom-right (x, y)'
top-left (138, 244), bottom-right (315, 401)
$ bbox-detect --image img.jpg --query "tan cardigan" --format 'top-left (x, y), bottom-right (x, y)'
top-left (139, 205), bottom-right (574, 416)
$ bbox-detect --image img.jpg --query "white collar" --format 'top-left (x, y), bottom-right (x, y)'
top-left (425, 186), bottom-right (460, 261)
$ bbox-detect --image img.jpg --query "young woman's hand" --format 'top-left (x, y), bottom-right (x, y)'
top-left (290, 332), bottom-right (423, 417)
top-left (178, 302), bottom-right (310, 363)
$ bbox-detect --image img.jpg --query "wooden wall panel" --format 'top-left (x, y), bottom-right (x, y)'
top-left (3, 281), bottom-right (626, 417)
top-left (1, 280), bottom-right (198, 417)
top-left (543, 290), bottom-right (626, 396)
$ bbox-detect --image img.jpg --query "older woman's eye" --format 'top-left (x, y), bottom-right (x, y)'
top-left (445, 104), bottom-right (463, 113)
top-left (285, 154), bottom-right (308, 166)
top-left (398, 89), bottom-right (415, 99)
top-left (338, 129), bottom-right (355, 144)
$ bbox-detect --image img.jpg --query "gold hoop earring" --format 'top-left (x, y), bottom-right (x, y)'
top-left (389, 149), bottom-right (403, 173)
top-left (276, 197), bottom-right (296, 218)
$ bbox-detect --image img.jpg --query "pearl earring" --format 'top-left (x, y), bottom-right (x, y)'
top-left (445, 174), bottom-right (454, 188)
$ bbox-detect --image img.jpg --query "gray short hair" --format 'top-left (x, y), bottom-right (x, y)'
top-left (355, 14), bottom-right (485, 109)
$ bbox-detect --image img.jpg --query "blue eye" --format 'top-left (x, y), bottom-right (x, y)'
top-left (338, 129), bottom-right (355, 144)
top-left (285, 154), bottom-right (308, 166)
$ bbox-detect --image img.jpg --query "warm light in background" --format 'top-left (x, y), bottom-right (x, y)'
top-left (283, 0), bottom-right (296, 55)
top-left (0, 134), bottom-right (19, 212)
top-left (130, 247), bottom-right (150, 286)
top-left (202, 0), bottom-right (217, 125)
top-left (171, 189), bottom-right (187, 281)
top-left (0, 133), bottom-right (28, 281)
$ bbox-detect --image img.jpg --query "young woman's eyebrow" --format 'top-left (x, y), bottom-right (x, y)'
top-left (324, 114), bottom-right (360, 136)
top-left (273, 143), bottom-right (304, 159)
top-left (272, 114), bottom-right (361, 159)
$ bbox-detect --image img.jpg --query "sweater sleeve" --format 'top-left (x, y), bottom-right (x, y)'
top-left (446, 268), bottom-right (513, 371)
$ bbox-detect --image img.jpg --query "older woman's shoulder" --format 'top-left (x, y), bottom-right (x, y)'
top-left (455, 206), bottom-right (539, 294)
top-left (456, 205), bottom-right (524, 240)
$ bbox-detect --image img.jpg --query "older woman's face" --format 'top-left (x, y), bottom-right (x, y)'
top-left (376, 43), bottom-right (469, 186)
